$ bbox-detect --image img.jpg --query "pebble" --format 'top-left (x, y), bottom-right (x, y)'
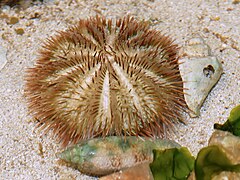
top-left (0, 44), bottom-right (7, 71)
top-left (15, 28), bottom-right (25, 35)
top-left (100, 163), bottom-right (154, 180)
top-left (8, 16), bottom-right (19, 25)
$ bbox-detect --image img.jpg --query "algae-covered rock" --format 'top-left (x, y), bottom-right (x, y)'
top-left (193, 105), bottom-right (240, 180)
top-left (209, 130), bottom-right (240, 164)
top-left (195, 145), bottom-right (240, 180)
top-left (58, 136), bottom-right (180, 176)
top-left (150, 147), bottom-right (195, 180)
top-left (180, 37), bottom-right (223, 117)
top-left (214, 105), bottom-right (240, 136)
top-left (192, 105), bottom-right (240, 180)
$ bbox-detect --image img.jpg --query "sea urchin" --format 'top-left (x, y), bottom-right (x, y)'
top-left (25, 16), bottom-right (186, 147)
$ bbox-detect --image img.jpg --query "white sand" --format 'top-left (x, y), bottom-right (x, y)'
top-left (0, 0), bottom-right (239, 179)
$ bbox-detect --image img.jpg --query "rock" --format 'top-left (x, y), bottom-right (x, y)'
top-left (179, 37), bottom-right (223, 117)
top-left (208, 130), bottom-right (240, 164)
top-left (182, 37), bottom-right (210, 57)
top-left (187, 171), bottom-right (196, 180)
top-left (100, 163), bottom-right (154, 180)
top-left (192, 130), bottom-right (240, 180)
top-left (7, 16), bottom-right (19, 25)
top-left (0, 45), bottom-right (7, 71)
top-left (208, 130), bottom-right (240, 179)
top-left (15, 28), bottom-right (25, 35)
top-left (212, 171), bottom-right (240, 180)
top-left (58, 136), bottom-right (180, 176)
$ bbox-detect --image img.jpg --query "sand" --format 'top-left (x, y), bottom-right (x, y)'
top-left (0, 0), bottom-right (239, 179)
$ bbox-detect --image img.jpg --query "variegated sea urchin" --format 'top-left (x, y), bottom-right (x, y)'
top-left (25, 16), bottom-right (186, 147)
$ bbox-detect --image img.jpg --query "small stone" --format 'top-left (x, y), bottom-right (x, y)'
top-left (8, 17), bottom-right (19, 25)
top-left (182, 37), bottom-right (210, 57)
top-left (188, 37), bottom-right (205, 45)
top-left (29, 12), bottom-right (42, 19)
top-left (15, 28), bottom-right (24, 35)
top-left (203, 28), bottom-right (210, 33)
top-left (0, 45), bottom-right (7, 71)
top-left (212, 171), bottom-right (240, 179)
top-left (232, 0), bottom-right (240, 4)
top-left (183, 44), bottom-right (210, 57)
top-left (226, 7), bottom-right (234, 11)
top-left (100, 163), bottom-right (154, 180)
top-left (210, 16), bottom-right (220, 21)
top-left (0, 13), bottom-right (9, 20)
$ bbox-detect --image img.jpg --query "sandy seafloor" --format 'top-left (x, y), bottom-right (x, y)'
top-left (0, 0), bottom-right (239, 179)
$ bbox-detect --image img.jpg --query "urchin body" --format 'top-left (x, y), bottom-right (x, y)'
top-left (25, 16), bottom-right (186, 147)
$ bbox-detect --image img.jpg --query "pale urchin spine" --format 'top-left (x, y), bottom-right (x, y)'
top-left (25, 16), bottom-right (186, 147)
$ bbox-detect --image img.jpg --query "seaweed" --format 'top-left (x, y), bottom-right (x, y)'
top-left (214, 105), bottom-right (240, 136)
top-left (195, 145), bottom-right (240, 180)
top-left (150, 147), bottom-right (195, 180)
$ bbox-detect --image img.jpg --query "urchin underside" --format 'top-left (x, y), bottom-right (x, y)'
top-left (25, 16), bottom-right (186, 147)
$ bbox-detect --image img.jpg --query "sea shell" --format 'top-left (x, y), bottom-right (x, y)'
top-left (179, 37), bottom-right (223, 117)
top-left (25, 16), bottom-right (186, 146)
top-left (58, 136), bottom-right (180, 176)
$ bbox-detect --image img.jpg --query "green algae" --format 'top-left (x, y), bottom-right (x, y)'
top-left (214, 105), bottom-right (240, 136)
top-left (150, 147), bottom-right (195, 180)
top-left (195, 145), bottom-right (240, 180)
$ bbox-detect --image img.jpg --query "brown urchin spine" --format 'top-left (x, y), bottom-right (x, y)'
top-left (25, 16), bottom-right (186, 147)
